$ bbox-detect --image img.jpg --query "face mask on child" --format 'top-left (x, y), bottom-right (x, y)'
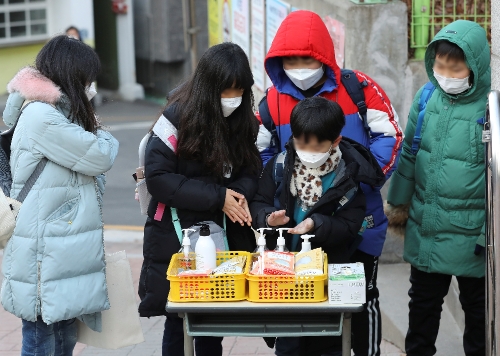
top-left (434, 71), bottom-right (471, 95)
top-left (296, 146), bottom-right (332, 169)
top-left (284, 66), bottom-right (324, 91)
top-left (86, 83), bottom-right (97, 101)
top-left (221, 96), bottom-right (242, 117)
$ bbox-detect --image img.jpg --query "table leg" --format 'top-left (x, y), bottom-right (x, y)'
top-left (180, 313), bottom-right (194, 356)
top-left (342, 312), bottom-right (352, 356)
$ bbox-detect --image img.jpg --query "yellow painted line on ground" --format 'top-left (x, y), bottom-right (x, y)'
top-left (104, 225), bottom-right (143, 232)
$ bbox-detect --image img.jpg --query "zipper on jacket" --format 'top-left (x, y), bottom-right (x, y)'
top-left (36, 260), bottom-right (41, 316)
top-left (94, 178), bottom-right (109, 305)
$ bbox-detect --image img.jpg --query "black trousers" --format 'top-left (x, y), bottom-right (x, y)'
top-left (405, 266), bottom-right (485, 356)
top-left (350, 250), bottom-right (382, 356)
top-left (162, 315), bottom-right (223, 356)
top-left (274, 250), bottom-right (381, 356)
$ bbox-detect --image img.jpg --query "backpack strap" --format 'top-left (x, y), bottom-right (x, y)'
top-left (411, 82), bottom-right (436, 155)
top-left (171, 207), bottom-right (183, 244)
top-left (9, 101), bottom-right (51, 202)
top-left (15, 158), bottom-right (48, 203)
top-left (151, 115), bottom-right (178, 222)
top-left (340, 69), bottom-right (370, 132)
top-left (272, 151), bottom-right (287, 209)
top-left (170, 207), bottom-right (228, 248)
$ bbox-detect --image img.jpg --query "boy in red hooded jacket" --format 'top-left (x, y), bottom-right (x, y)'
top-left (256, 10), bottom-right (403, 356)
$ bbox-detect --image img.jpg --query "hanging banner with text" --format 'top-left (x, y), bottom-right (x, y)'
top-left (209, 0), bottom-right (232, 46)
top-left (251, 0), bottom-right (266, 91)
top-left (232, 0), bottom-right (250, 56)
top-left (265, 0), bottom-right (290, 89)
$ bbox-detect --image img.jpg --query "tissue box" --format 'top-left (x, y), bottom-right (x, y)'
top-left (328, 263), bottom-right (366, 305)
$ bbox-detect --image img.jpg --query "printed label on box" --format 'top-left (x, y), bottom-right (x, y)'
top-left (328, 263), bottom-right (366, 305)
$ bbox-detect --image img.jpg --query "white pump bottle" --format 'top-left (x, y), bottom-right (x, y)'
top-left (299, 234), bottom-right (314, 253)
top-left (181, 229), bottom-right (196, 258)
top-left (195, 224), bottom-right (217, 270)
top-left (275, 228), bottom-right (290, 252)
top-left (254, 228), bottom-right (273, 254)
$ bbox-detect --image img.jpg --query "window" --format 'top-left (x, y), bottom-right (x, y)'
top-left (0, 0), bottom-right (48, 45)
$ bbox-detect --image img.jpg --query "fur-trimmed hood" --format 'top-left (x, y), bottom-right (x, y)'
top-left (3, 67), bottom-right (64, 129)
top-left (7, 67), bottom-right (62, 104)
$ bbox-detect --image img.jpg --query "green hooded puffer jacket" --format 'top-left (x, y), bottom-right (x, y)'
top-left (388, 20), bottom-right (490, 278)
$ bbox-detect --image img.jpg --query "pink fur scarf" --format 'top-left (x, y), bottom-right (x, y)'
top-left (7, 67), bottom-right (62, 104)
top-left (291, 148), bottom-right (342, 209)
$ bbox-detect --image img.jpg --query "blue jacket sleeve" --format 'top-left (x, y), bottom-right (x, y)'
top-left (256, 97), bottom-right (279, 167)
top-left (27, 103), bottom-right (119, 177)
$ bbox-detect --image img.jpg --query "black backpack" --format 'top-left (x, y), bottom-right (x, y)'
top-left (0, 115), bottom-right (18, 196)
top-left (0, 100), bottom-right (46, 196)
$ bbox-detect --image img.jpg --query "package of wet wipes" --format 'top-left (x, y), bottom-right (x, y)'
top-left (328, 263), bottom-right (365, 305)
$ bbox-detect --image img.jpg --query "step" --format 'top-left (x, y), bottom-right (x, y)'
top-left (378, 263), bottom-right (463, 355)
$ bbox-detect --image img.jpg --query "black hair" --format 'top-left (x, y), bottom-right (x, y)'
top-left (65, 26), bottom-right (81, 41)
top-left (167, 42), bottom-right (261, 178)
top-left (290, 97), bottom-right (345, 143)
top-left (36, 35), bottom-right (100, 133)
top-left (434, 40), bottom-right (465, 62)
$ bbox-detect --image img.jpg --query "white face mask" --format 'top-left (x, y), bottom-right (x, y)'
top-left (86, 82), bottom-right (97, 101)
top-left (221, 96), bottom-right (242, 117)
top-left (284, 66), bottom-right (325, 91)
top-left (433, 71), bottom-right (471, 95)
top-left (296, 146), bottom-right (332, 169)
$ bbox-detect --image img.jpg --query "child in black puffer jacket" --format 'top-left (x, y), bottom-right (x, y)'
top-left (250, 97), bottom-right (385, 356)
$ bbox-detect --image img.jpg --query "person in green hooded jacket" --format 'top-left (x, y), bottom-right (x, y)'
top-left (386, 20), bottom-right (490, 356)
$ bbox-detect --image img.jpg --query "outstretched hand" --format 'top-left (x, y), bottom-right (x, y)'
top-left (267, 210), bottom-right (290, 227)
top-left (288, 218), bottom-right (314, 235)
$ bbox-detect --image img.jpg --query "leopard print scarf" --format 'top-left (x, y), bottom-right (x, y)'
top-left (290, 148), bottom-right (342, 209)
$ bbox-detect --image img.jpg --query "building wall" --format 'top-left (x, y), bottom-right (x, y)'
top-left (0, 43), bottom-right (44, 92)
top-left (492, 0), bottom-right (499, 90)
top-left (0, 0), bottom-right (94, 95)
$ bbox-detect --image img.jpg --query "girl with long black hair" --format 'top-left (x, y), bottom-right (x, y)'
top-left (138, 42), bottom-right (261, 356)
top-left (1, 35), bottom-right (119, 355)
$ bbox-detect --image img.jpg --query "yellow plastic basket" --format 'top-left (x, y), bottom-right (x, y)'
top-left (167, 251), bottom-right (251, 302)
top-left (247, 253), bottom-right (328, 303)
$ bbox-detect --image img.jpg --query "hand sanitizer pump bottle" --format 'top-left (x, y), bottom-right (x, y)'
top-left (299, 234), bottom-right (314, 253)
top-left (195, 224), bottom-right (217, 271)
top-left (275, 228), bottom-right (290, 252)
top-left (253, 228), bottom-right (273, 255)
top-left (179, 228), bottom-right (196, 270)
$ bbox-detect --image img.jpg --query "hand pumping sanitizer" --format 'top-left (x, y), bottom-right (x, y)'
top-left (195, 224), bottom-right (217, 271)
top-left (299, 234), bottom-right (314, 253)
top-left (275, 228), bottom-right (290, 252)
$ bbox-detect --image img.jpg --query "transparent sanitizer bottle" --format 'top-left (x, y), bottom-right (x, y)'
top-left (253, 228), bottom-right (273, 255)
top-left (179, 229), bottom-right (196, 271)
top-left (275, 228), bottom-right (290, 252)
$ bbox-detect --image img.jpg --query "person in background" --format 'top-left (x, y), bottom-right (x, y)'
top-left (1, 35), bottom-right (119, 356)
top-left (65, 25), bottom-right (98, 108)
top-left (65, 26), bottom-right (81, 41)
top-left (251, 97), bottom-right (385, 355)
top-left (138, 42), bottom-right (262, 356)
top-left (255, 10), bottom-right (402, 356)
top-left (386, 20), bottom-right (490, 356)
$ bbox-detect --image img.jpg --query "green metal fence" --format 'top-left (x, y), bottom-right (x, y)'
top-left (410, 0), bottom-right (491, 59)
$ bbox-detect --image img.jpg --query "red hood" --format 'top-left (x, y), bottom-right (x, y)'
top-left (264, 10), bottom-right (341, 92)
